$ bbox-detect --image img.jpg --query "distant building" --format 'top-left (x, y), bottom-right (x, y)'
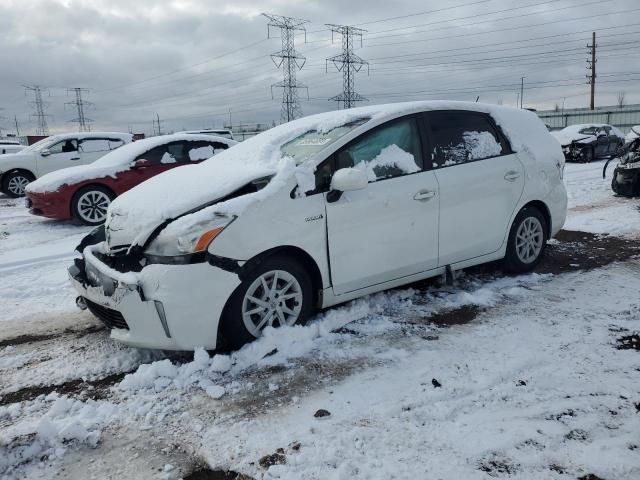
top-left (537, 104), bottom-right (640, 133)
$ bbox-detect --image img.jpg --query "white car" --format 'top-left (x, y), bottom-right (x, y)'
top-left (0, 132), bottom-right (132, 197)
top-left (70, 101), bottom-right (567, 351)
top-left (0, 141), bottom-right (26, 155)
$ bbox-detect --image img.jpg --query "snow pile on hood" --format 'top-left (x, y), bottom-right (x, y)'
top-left (25, 134), bottom-right (235, 194)
top-left (105, 101), bottom-right (559, 247)
top-left (625, 126), bottom-right (640, 143)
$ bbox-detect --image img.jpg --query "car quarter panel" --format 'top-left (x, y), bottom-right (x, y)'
top-left (207, 179), bottom-right (331, 289)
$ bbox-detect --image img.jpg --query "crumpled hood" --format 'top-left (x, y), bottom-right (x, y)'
top-left (550, 131), bottom-right (592, 147)
top-left (105, 158), bottom-right (276, 249)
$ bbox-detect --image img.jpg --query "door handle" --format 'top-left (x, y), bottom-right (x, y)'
top-left (70, 157), bottom-right (81, 161)
top-left (413, 189), bottom-right (436, 201)
top-left (504, 170), bottom-right (520, 182)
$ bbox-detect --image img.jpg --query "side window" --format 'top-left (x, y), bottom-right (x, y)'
top-left (48, 139), bottom-right (78, 154)
top-left (136, 145), bottom-right (172, 165)
top-left (335, 117), bottom-right (423, 182)
top-left (426, 111), bottom-right (508, 168)
top-left (79, 138), bottom-right (111, 153)
top-left (163, 142), bottom-right (188, 163)
top-left (185, 141), bottom-right (228, 162)
top-left (108, 139), bottom-right (125, 150)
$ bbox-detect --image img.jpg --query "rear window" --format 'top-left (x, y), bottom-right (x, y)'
top-left (426, 111), bottom-right (509, 168)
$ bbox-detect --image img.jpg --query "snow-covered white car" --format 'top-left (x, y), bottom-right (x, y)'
top-left (0, 140), bottom-right (26, 155)
top-left (550, 124), bottom-right (625, 162)
top-left (70, 101), bottom-right (567, 351)
top-left (0, 132), bottom-right (132, 197)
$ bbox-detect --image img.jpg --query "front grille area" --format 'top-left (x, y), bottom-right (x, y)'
top-left (85, 299), bottom-right (129, 330)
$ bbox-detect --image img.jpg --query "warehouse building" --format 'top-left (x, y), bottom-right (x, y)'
top-left (537, 104), bottom-right (640, 133)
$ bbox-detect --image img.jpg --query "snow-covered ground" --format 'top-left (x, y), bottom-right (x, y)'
top-left (1, 159), bottom-right (639, 479)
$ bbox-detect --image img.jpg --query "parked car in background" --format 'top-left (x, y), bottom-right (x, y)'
top-left (25, 133), bottom-right (237, 225)
top-left (0, 140), bottom-right (26, 155)
top-left (176, 129), bottom-right (235, 140)
top-left (551, 124), bottom-right (625, 162)
top-left (70, 101), bottom-right (567, 351)
top-left (0, 132), bottom-right (132, 197)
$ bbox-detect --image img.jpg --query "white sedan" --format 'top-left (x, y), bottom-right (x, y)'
top-left (70, 101), bottom-right (567, 351)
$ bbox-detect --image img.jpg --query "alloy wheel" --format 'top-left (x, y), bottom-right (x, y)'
top-left (515, 216), bottom-right (544, 264)
top-left (77, 190), bottom-right (111, 224)
top-left (241, 269), bottom-right (303, 337)
top-left (7, 175), bottom-right (29, 196)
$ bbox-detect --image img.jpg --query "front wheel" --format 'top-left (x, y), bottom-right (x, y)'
top-left (72, 185), bottom-right (114, 225)
top-left (219, 255), bottom-right (313, 350)
top-left (2, 171), bottom-right (33, 197)
top-left (504, 207), bottom-right (548, 273)
top-left (583, 146), bottom-right (594, 163)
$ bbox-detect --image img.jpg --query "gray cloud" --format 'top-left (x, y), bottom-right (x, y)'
top-left (1, 0), bottom-right (639, 135)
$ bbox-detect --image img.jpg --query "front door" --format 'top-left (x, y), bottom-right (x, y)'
top-left (36, 138), bottom-right (81, 176)
top-left (323, 116), bottom-right (440, 295)
top-left (424, 110), bottom-right (525, 265)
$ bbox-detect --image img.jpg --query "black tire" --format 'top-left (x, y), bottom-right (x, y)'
top-left (218, 255), bottom-right (313, 351)
top-left (583, 146), bottom-right (594, 163)
top-left (71, 185), bottom-right (115, 226)
top-left (504, 206), bottom-right (548, 273)
top-left (2, 171), bottom-right (34, 198)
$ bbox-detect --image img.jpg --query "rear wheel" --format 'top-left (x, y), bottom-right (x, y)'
top-left (504, 207), bottom-right (548, 273)
top-left (72, 185), bottom-right (114, 225)
top-left (2, 171), bottom-right (33, 197)
top-left (219, 255), bottom-right (313, 350)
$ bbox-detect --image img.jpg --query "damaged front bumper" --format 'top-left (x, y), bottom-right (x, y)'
top-left (69, 242), bottom-right (241, 350)
top-left (612, 165), bottom-right (640, 197)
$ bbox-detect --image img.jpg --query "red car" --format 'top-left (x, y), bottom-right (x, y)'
top-left (25, 134), bottom-right (237, 225)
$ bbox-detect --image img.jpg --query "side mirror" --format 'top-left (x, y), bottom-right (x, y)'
top-left (133, 159), bottom-right (149, 169)
top-left (40, 148), bottom-right (51, 157)
top-left (327, 167), bottom-right (368, 203)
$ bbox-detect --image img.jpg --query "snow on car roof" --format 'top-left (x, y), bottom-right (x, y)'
top-left (26, 133), bottom-right (237, 194)
top-left (105, 101), bottom-right (560, 248)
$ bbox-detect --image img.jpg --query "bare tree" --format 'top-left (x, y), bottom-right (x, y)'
top-left (554, 103), bottom-right (560, 112)
top-left (617, 92), bottom-right (626, 108)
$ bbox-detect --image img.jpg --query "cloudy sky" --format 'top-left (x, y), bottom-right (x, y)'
top-left (1, 0), bottom-right (639, 135)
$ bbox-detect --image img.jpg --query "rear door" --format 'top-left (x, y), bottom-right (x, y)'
top-left (424, 110), bottom-right (524, 266)
top-left (323, 115), bottom-right (440, 295)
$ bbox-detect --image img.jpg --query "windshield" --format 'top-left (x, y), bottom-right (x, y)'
top-left (280, 119), bottom-right (369, 163)
top-left (20, 137), bottom-right (58, 154)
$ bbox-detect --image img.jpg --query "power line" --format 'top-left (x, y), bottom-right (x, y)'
top-left (263, 13), bottom-right (309, 123)
top-left (326, 24), bottom-right (369, 109)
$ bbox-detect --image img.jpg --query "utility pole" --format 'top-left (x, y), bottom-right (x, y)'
top-left (14, 115), bottom-right (20, 136)
top-left (326, 24), bottom-right (369, 109)
top-left (154, 113), bottom-right (162, 136)
top-left (24, 85), bottom-right (49, 136)
top-left (263, 13), bottom-right (309, 123)
top-left (66, 87), bottom-right (93, 132)
top-left (520, 77), bottom-right (525, 109)
top-left (587, 31), bottom-right (597, 110)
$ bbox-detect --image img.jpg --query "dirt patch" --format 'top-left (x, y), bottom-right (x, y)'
top-left (616, 334), bottom-right (640, 351)
top-left (429, 305), bottom-right (482, 327)
top-left (0, 371), bottom-right (128, 406)
top-left (478, 454), bottom-right (519, 476)
top-left (0, 324), bottom-right (105, 348)
top-left (536, 230), bottom-right (640, 275)
top-left (184, 469), bottom-right (254, 480)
